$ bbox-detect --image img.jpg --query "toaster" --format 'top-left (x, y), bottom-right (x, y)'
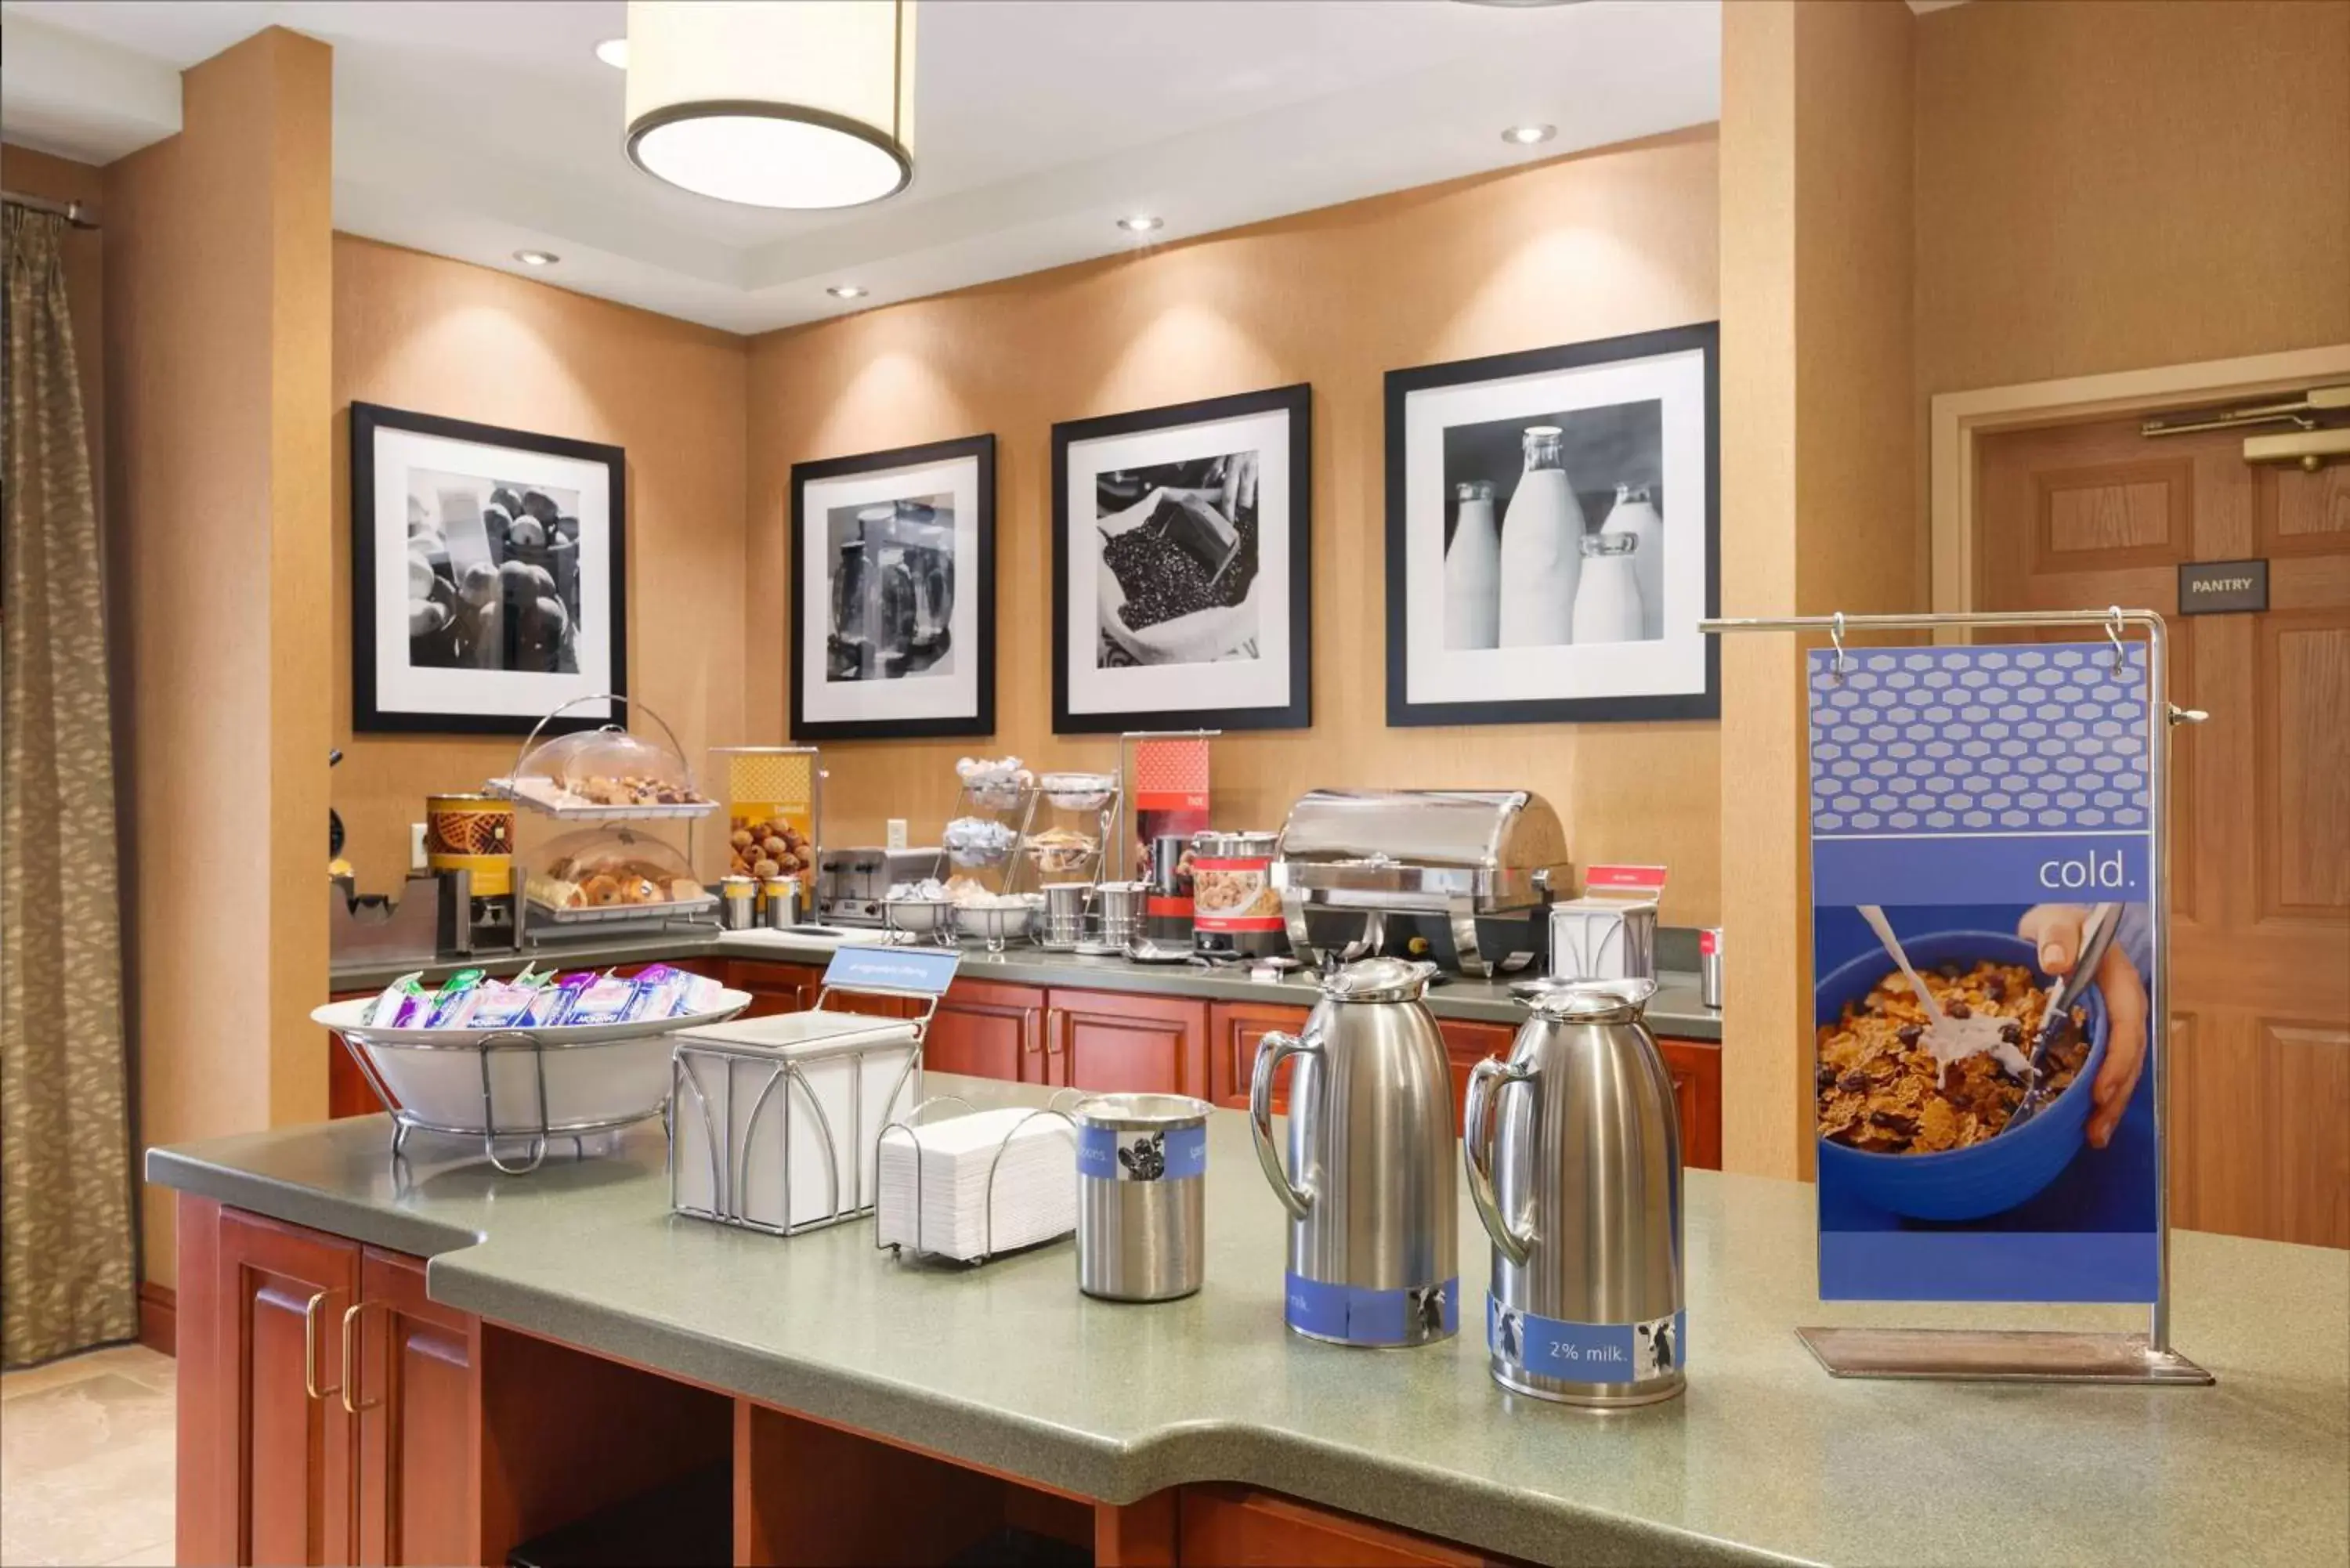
top-left (816, 846), bottom-right (945, 926)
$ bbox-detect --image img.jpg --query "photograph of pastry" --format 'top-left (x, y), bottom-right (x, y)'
top-left (824, 491), bottom-right (957, 681)
top-left (1052, 385), bottom-right (1311, 733)
top-left (1386, 323), bottom-right (1717, 728)
top-left (792, 435), bottom-right (996, 742)
top-left (1094, 451), bottom-right (1260, 669)
top-left (352, 402), bottom-right (625, 735)
top-left (404, 468), bottom-right (584, 674)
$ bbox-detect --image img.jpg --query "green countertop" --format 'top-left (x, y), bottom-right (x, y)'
top-left (332, 932), bottom-right (1725, 1041)
top-left (149, 1078), bottom-right (2345, 1567)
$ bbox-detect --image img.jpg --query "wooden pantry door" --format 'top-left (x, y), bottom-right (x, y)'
top-left (1975, 414), bottom-right (2348, 1248)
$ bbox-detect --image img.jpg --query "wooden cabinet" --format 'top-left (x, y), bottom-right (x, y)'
top-left (1657, 1037), bottom-right (1723, 1172)
top-left (1046, 989), bottom-right (1209, 1096)
top-left (725, 959), bottom-right (921, 1021)
top-left (927, 977), bottom-right (1049, 1081)
top-left (1177, 1485), bottom-right (1506, 1567)
top-left (207, 1207), bottom-right (363, 1566)
top-left (182, 1199), bottom-right (484, 1567)
top-left (1208, 1001), bottom-right (1312, 1110)
top-left (352, 1250), bottom-right (479, 1568)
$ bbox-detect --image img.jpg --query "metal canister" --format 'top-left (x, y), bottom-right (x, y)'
top-left (721, 875), bottom-right (756, 930)
top-left (1040, 882), bottom-right (1092, 949)
top-left (425, 793), bottom-right (515, 902)
top-left (1466, 977), bottom-right (1684, 1406)
top-left (1072, 1093), bottom-right (1210, 1301)
top-left (761, 877), bottom-right (801, 930)
top-left (1093, 881), bottom-right (1148, 950)
top-left (1144, 833), bottom-right (1195, 943)
top-left (1699, 927), bottom-right (1724, 1011)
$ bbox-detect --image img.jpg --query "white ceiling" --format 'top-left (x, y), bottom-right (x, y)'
top-left (1, 0), bottom-right (1721, 334)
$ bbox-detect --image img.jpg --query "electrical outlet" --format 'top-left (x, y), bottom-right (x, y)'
top-left (410, 823), bottom-right (428, 872)
top-left (885, 818), bottom-right (908, 851)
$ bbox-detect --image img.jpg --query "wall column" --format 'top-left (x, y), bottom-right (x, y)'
top-left (102, 25), bottom-right (334, 1287)
top-left (1719, 0), bottom-right (1918, 1179)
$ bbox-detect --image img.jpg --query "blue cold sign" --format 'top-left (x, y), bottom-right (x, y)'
top-left (821, 945), bottom-right (960, 997)
top-left (1808, 641), bottom-right (2161, 1306)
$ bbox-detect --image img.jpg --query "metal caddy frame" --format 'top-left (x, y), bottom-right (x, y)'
top-left (1701, 605), bottom-right (2211, 1385)
top-left (668, 974), bottom-right (944, 1237)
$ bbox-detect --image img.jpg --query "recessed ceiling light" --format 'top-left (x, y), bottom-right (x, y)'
top-left (595, 37), bottom-right (628, 70)
top-left (1502, 123), bottom-right (1556, 146)
top-left (827, 284), bottom-right (867, 299)
top-left (513, 249), bottom-right (559, 266)
top-left (1117, 215), bottom-right (1163, 233)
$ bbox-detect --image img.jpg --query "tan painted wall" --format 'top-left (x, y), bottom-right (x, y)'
top-left (1914, 0), bottom-right (2350, 398)
top-left (744, 132), bottom-right (1725, 929)
top-left (102, 28), bottom-right (334, 1287)
top-left (330, 237), bottom-right (751, 896)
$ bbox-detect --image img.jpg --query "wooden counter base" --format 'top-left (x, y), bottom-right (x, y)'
top-left (175, 1191), bottom-right (1526, 1567)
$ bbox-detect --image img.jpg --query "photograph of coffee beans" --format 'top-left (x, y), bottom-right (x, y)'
top-left (1094, 450), bottom-right (1261, 668)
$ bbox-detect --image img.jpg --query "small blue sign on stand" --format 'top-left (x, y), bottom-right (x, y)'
top-left (822, 945), bottom-right (960, 997)
top-left (1809, 642), bottom-right (2160, 1305)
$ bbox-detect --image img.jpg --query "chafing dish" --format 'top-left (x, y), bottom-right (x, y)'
top-left (1271, 789), bottom-right (1571, 977)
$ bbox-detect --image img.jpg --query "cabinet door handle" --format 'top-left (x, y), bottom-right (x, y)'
top-left (301, 1290), bottom-right (341, 1402)
top-left (340, 1299), bottom-right (383, 1415)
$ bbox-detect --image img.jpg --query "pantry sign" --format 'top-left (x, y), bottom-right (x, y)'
top-left (1806, 642), bottom-right (2161, 1306)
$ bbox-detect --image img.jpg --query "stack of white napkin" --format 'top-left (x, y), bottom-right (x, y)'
top-left (876, 1107), bottom-right (1076, 1260)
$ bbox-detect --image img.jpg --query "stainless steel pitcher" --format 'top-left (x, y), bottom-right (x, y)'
top-left (1464, 977), bottom-right (1684, 1405)
top-left (1249, 957), bottom-right (1458, 1347)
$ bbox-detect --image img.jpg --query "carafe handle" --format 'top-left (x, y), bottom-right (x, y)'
top-left (1463, 1057), bottom-right (1535, 1266)
top-left (1249, 1031), bottom-right (1318, 1221)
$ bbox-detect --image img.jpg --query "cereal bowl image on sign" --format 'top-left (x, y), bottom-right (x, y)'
top-left (1810, 641), bottom-right (2160, 1306)
top-left (1053, 386), bottom-right (1311, 733)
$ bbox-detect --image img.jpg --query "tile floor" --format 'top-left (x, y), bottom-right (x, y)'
top-left (1, 1344), bottom-right (175, 1567)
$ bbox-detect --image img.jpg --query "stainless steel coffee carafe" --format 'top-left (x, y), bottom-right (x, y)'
top-left (1249, 957), bottom-right (1458, 1346)
top-left (1464, 977), bottom-right (1684, 1405)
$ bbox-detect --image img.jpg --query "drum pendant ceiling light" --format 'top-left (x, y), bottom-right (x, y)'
top-left (624, 0), bottom-right (915, 209)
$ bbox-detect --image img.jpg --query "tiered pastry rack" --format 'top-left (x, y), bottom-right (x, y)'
top-left (487, 693), bottom-right (720, 946)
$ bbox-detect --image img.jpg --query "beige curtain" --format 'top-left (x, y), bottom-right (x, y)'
top-left (2, 205), bottom-right (135, 1366)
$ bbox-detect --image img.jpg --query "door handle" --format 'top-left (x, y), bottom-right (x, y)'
top-left (301, 1290), bottom-right (342, 1402)
top-left (340, 1299), bottom-right (383, 1415)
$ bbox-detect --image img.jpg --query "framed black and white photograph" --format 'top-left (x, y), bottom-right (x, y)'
top-left (1385, 323), bottom-right (1718, 726)
top-left (790, 434), bottom-right (995, 741)
top-left (1052, 384), bottom-right (1311, 734)
top-left (352, 402), bottom-right (626, 735)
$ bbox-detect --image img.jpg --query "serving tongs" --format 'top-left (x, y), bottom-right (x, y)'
top-left (2008, 901), bottom-right (2120, 1129)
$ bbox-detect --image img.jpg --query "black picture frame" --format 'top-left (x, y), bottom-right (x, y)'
top-left (1051, 384), bottom-right (1314, 735)
top-left (350, 400), bottom-right (627, 736)
top-left (1383, 323), bottom-right (1720, 727)
top-left (789, 433), bottom-right (997, 742)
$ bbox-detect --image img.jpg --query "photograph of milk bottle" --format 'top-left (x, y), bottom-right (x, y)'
top-left (1439, 404), bottom-right (1665, 650)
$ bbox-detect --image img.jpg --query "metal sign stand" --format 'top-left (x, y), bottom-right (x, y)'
top-left (1701, 606), bottom-right (2212, 1385)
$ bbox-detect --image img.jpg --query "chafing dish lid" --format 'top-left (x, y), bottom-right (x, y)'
top-left (1506, 976), bottom-right (1658, 1020)
top-left (1318, 956), bottom-right (1439, 1003)
top-left (1273, 789), bottom-right (1567, 873)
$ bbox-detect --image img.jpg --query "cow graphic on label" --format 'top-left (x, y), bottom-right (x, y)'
top-left (1409, 1281), bottom-right (1448, 1336)
top-left (1636, 1314), bottom-right (1676, 1375)
top-left (1116, 1132), bottom-right (1166, 1181)
top-left (1492, 1305), bottom-right (1525, 1363)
